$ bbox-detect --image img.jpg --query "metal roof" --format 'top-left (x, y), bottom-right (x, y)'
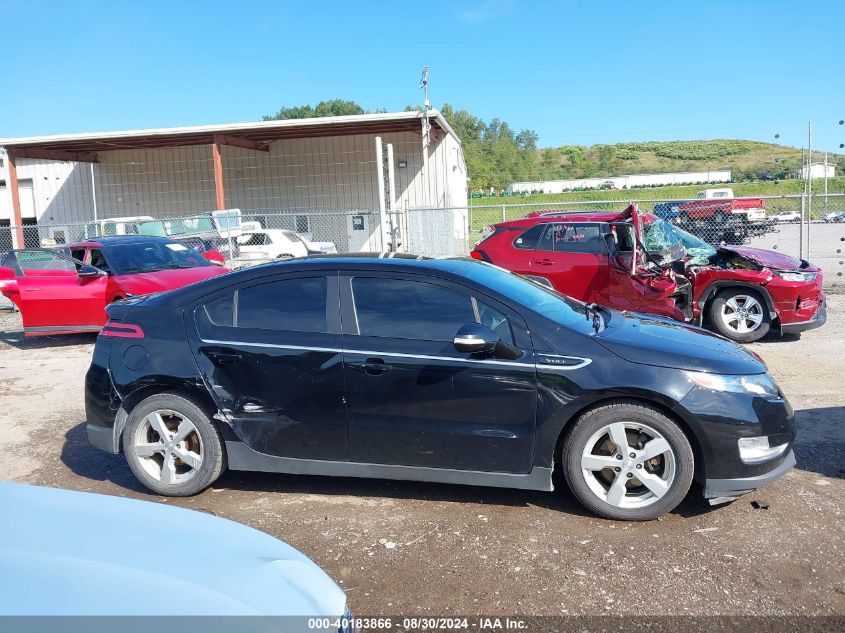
top-left (0, 110), bottom-right (458, 153)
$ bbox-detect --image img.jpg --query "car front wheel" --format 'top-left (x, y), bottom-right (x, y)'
top-left (562, 403), bottom-right (694, 520)
top-left (709, 288), bottom-right (771, 343)
top-left (123, 393), bottom-right (226, 496)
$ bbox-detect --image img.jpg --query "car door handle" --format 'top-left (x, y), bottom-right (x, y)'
top-left (534, 258), bottom-right (554, 266)
top-left (349, 357), bottom-right (390, 375)
top-left (206, 350), bottom-right (241, 365)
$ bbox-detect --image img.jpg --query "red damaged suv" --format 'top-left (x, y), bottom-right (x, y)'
top-left (471, 204), bottom-right (826, 343)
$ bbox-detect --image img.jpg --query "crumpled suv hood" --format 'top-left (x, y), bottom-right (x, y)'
top-left (716, 245), bottom-right (812, 271)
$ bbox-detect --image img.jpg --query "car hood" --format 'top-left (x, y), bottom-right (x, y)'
top-left (593, 310), bottom-right (764, 374)
top-left (114, 266), bottom-right (228, 295)
top-left (0, 482), bottom-right (346, 616)
top-left (717, 245), bottom-right (806, 271)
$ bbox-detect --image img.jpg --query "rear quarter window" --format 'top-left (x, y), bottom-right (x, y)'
top-left (512, 224), bottom-right (546, 249)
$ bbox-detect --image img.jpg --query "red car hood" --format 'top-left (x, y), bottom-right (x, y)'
top-left (114, 266), bottom-right (228, 295)
top-left (719, 245), bottom-right (808, 271)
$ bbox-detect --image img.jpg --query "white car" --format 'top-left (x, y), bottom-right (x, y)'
top-left (0, 481), bottom-right (349, 619)
top-left (772, 211), bottom-right (801, 222)
top-left (302, 236), bottom-right (338, 254)
top-left (235, 229), bottom-right (311, 261)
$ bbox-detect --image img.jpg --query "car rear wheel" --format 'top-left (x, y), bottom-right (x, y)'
top-left (562, 403), bottom-right (694, 520)
top-left (709, 288), bottom-right (771, 343)
top-left (123, 393), bottom-right (226, 496)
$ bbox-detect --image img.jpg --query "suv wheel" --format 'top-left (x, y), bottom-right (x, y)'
top-left (562, 403), bottom-right (694, 520)
top-left (123, 393), bottom-right (226, 496)
top-left (709, 288), bottom-right (771, 343)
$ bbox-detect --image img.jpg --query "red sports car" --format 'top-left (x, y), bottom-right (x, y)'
top-left (471, 204), bottom-right (826, 343)
top-left (0, 236), bottom-right (228, 336)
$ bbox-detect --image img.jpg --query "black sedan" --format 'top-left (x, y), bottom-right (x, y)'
top-left (85, 255), bottom-right (795, 520)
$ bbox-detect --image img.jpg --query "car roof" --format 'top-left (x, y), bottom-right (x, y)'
top-left (496, 211), bottom-right (625, 227)
top-left (497, 210), bottom-right (649, 227)
top-left (69, 235), bottom-right (179, 248)
top-left (262, 253), bottom-right (463, 270)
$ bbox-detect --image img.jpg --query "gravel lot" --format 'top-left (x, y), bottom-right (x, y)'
top-left (0, 299), bottom-right (843, 618)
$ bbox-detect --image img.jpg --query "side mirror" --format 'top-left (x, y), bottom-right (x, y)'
top-left (78, 264), bottom-right (104, 278)
top-left (453, 323), bottom-right (498, 354)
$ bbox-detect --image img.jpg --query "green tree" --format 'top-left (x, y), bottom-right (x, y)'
top-left (263, 99), bottom-right (368, 120)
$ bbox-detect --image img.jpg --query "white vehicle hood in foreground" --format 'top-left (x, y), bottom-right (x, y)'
top-left (0, 482), bottom-right (346, 617)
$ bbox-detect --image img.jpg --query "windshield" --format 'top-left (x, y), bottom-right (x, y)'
top-left (462, 261), bottom-right (589, 326)
top-left (101, 241), bottom-right (211, 274)
top-left (137, 221), bottom-right (168, 237)
top-left (168, 216), bottom-right (217, 236)
top-left (642, 218), bottom-right (716, 265)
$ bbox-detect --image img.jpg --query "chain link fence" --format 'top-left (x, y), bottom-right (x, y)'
top-left (409, 193), bottom-right (845, 285)
top-left (1, 194), bottom-right (844, 285)
top-left (0, 210), bottom-right (385, 270)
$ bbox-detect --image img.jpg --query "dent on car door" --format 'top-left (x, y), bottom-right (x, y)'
top-left (4, 249), bottom-right (108, 333)
top-left (341, 273), bottom-right (537, 474)
top-left (188, 273), bottom-right (348, 460)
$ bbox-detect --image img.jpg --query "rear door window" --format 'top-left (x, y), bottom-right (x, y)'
top-left (537, 223), bottom-right (605, 254)
top-left (198, 276), bottom-right (328, 333)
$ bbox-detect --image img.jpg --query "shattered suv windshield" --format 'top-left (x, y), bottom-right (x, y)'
top-left (642, 218), bottom-right (716, 265)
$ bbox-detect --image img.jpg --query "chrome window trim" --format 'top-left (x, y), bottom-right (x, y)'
top-left (199, 338), bottom-right (591, 371)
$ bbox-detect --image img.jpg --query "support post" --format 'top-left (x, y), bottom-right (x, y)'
top-left (90, 163), bottom-right (98, 222)
top-left (386, 143), bottom-right (397, 251)
top-left (374, 137), bottom-right (388, 252)
top-left (212, 141), bottom-right (225, 210)
top-left (7, 153), bottom-right (25, 249)
top-left (421, 116), bottom-right (430, 207)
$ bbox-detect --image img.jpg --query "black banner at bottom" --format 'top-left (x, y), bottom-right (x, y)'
top-left (0, 616), bottom-right (843, 633)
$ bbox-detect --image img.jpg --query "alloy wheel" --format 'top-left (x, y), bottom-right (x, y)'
top-left (131, 409), bottom-right (204, 485)
top-left (580, 422), bottom-right (676, 509)
top-left (720, 294), bottom-right (764, 334)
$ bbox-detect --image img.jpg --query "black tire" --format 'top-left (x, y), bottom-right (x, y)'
top-left (708, 288), bottom-right (771, 343)
top-left (562, 402), bottom-right (694, 521)
top-left (123, 393), bottom-right (226, 496)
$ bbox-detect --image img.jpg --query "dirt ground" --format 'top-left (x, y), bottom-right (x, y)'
top-left (0, 300), bottom-right (843, 618)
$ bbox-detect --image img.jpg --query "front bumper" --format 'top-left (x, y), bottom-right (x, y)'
top-left (781, 299), bottom-right (827, 334)
top-left (703, 450), bottom-right (795, 498)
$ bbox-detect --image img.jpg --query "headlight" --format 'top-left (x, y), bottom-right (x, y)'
top-left (775, 271), bottom-right (817, 282)
top-left (683, 371), bottom-right (780, 397)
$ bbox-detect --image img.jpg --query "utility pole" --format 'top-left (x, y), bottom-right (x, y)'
top-left (807, 121), bottom-right (812, 259)
top-left (419, 66), bottom-right (431, 207)
top-left (824, 150), bottom-right (828, 217)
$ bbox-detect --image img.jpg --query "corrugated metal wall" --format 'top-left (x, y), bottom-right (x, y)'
top-left (1, 130), bottom-right (467, 226)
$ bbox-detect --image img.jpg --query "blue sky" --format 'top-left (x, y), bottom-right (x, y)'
top-left (1, 0), bottom-right (843, 151)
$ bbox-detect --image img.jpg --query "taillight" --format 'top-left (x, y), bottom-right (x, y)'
top-left (470, 251), bottom-right (483, 260)
top-left (100, 321), bottom-right (145, 338)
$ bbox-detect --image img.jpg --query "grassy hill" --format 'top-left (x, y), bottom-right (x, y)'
top-left (527, 139), bottom-right (844, 185)
top-left (467, 176), bottom-right (845, 234)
